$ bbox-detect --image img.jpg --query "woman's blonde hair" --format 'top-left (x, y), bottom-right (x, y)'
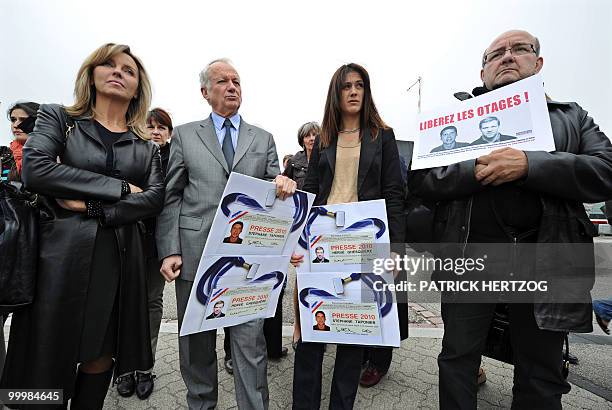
top-left (65, 43), bottom-right (152, 140)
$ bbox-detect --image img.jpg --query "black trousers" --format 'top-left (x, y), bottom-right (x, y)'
top-left (292, 342), bottom-right (363, 410)
top-left (263, 288), bottom-right (284, 358)
top-left (224, 288), bottom-right (285, 358)
top-left (439, 302), bottom-right (570, 410)
top-left (363, 347), bottom-right (393, 373)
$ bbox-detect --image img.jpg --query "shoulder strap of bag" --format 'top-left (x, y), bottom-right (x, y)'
top-left (61, 107), bottom-right (75, 142)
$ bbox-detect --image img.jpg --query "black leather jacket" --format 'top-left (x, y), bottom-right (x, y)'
top-left (1, 104), bottom-right (164, 393)
top-left (408, 99), bottom-right (612, 332)
top-left (283, 150), bottom-right (309, 190)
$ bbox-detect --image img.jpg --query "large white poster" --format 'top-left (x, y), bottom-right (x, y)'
top-left (295, 199), bottom-right (391, 274)
top-left (297, 272), bottom-right (400, 346)
top-left (181, 255), bottom-right (289, 335)
top-left (180, 173), bottom-right (315, 336)
top-left (295, 200), bottom-right (400, 346)
top-left (412, 74), bottom-right (555, 170)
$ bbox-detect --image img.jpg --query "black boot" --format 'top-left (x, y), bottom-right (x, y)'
top-left (70, 366), bottom-right (114, 410)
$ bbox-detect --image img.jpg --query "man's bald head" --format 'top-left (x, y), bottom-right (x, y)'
top-left (482, 30), bottom-right (540, 67)
top-left (480, 29), bottom-right (544, 90)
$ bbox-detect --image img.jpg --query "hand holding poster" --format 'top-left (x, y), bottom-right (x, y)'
top-left (411, 73), bottom-right (555, 170)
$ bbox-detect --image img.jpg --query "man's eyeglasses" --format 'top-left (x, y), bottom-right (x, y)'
top-left (483, 43), bottom-right (536, 65)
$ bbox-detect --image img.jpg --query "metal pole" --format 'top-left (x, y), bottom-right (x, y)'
top-left (406, 76), bottom-right (422, 113)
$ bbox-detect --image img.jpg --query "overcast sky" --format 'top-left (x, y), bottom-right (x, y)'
top-left (1, 0), bottom-right (611, 160)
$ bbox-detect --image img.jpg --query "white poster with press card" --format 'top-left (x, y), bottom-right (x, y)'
top-left (295, 199), bottom-right (400, 346)
top-left (204, 173), bottom-right (315, 257)
top-left (295, 199), bottom-right (390, 274)
top-left (180, 172), bottom-right (315, 336)
top-left (181, 255), bottom-right (288, 335)
top-left (297, 271), bottom-right (400, 346)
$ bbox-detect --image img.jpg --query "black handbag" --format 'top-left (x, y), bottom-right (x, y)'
top-left (483, 303), bottom-right (514, 364)
top-left (483, 303), bottom-right (571, 379)
top-left (562, 334), bottom-right (571, 379)
top-left (0, 111), bottom-right (75, 315)
top-left (0, 181), bottom-right (39, 314)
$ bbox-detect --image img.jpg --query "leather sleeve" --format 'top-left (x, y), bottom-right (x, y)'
top-left (101, 144), bottom-right (165, 227)
top-left (380, 129), bottom-right (406, 244)
top-left (155, 126), bottom-right (188, 260)
top-left (407, 158), bottom-right (484, 201)
top-left (283, 159), bottom-right (294, 179)
top-left (21, 104), bottom-right (123, 200)
top-left (523, 103), bottom-right (612, 203)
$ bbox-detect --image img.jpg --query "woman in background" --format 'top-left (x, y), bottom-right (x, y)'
top-left (283, 121), bottom-right (320, 190)
top-left (0, 101), bottom-right (40, 380)
top-left (1, 101), bottom-right (40, 182)
top-left (115, 107), bottom-right (173, 400)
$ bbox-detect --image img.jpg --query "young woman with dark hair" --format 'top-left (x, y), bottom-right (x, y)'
top-left (290, 63), bottom-right (406, 409)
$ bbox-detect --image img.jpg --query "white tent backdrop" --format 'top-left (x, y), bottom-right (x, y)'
top-left (1, 0), bottom-right (611, 161)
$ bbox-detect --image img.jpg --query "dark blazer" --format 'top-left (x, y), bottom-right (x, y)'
top-left (302, 128), bottom-right (405, 243)
top-left (283, 150), bottom-right (309, 189)
top-left (1, 104), bottom-right (164, 395)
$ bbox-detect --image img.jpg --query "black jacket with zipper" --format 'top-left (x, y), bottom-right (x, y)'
top-left (0, 104), bottom-right (164, 401)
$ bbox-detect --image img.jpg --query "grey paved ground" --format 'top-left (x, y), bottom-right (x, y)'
top-left (5, 244), bottom-right (612, 409)
top-left (3, 320), bottom-right (611, 409)
top-left (102, 257), bottom-right (612, 409)
top-left (101, 332), bottom-right (612, 409)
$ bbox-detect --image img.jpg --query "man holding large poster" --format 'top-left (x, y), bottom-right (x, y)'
top-left (409, 30), bottom-right (612, 409)
top-left (156, 58), bottom-right (295, 410)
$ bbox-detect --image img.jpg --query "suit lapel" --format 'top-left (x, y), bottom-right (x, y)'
top-left (233, 119), bottom-right (255, 168)
top-left (195, 117), bottom-right (229, 173)
top-left (77, 120), bottom-right (105, 148)
top-left (357, 128), bottom-right (377, 192)
top-left (116, 130), bottom-right (139, 144)
top-left (323, 139), bottom-right (337, 179)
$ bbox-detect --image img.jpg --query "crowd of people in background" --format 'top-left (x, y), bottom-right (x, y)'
top-left (1, 27), bottom-right (612, 410)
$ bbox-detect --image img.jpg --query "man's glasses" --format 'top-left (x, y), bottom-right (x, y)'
top-left (483, 43), bottom-right (536, 65)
